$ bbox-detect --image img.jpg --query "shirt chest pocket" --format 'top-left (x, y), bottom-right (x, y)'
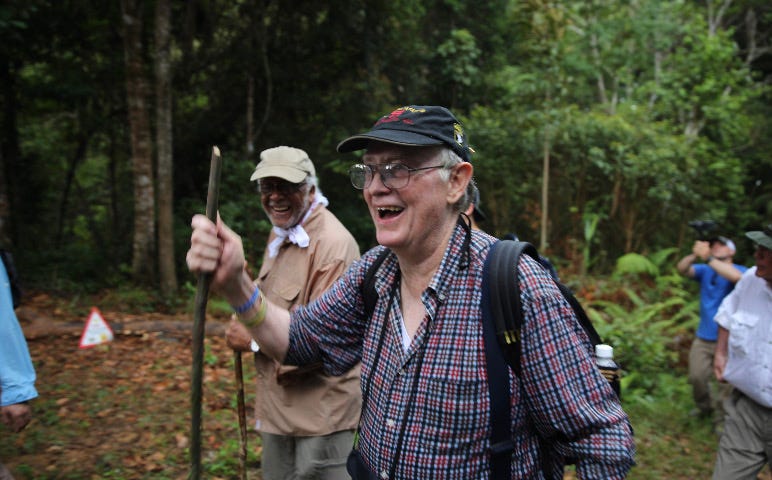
top-left (268, 282), bottom-right (301, 310)
top-left (728, 312), bottom-right (760, 358)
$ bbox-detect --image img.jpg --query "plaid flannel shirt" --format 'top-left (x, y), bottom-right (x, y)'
top-left (287, 224), bottom-right (635, 479)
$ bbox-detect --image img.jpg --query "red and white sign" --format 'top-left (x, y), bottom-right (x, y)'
top-left (79, 307), bottom-right (114, 348)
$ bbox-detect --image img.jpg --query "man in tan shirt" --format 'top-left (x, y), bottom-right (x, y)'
top-left (226, 146), bottom-right (361, 479)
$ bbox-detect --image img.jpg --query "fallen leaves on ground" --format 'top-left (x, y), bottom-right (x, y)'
top-left (1, 306), bottom-right (261, 479)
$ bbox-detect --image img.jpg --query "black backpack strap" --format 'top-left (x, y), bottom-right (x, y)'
top-left (486, 239), bottom-right (538, 376)
top-left (483, 240), bottom-right (608, 477)
top-left (353, 247), bottom-right (393, 452)
top-left (362, 247), bottom-right (391, 319)
top-left (481, 240), bottom-right (523, 477)
top-left (490, 239), bottom-right (602, 364)
top-left (481, 240), bottom-right (548, 477)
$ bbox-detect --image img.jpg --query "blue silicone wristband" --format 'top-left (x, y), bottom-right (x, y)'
top-left (233, 286), bottom-right (260, 314)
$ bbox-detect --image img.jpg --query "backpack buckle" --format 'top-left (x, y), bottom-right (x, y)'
top-left (499, 329), bottom-right (521, 345)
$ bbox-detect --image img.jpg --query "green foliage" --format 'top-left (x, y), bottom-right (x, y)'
top-left (2, 0), bottom-right (770, 289)
top-left (204, 342), bottom-right (219, 367)
top-left (464, 0), bottom-right (765, 269)
top-left (581, 212), bottom-right (603, 275)
top-left (587, 293), bottom-right (685, 396)
top-left (614, 247), bottom-right (681, 277)
top-left (584, 248), bottom-right (699, 396)
top-left (206, 436), bottom-right (261, 476)
top-left (615, 253), bottom-right (659, 277)
top-left (181, 280), bottom-right (233, 318)
top-left (436, 28), bottom-right (481, 105)
top-left (623, 373), bottom-right (717, 478)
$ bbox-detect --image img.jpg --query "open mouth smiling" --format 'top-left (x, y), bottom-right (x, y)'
top-left (269, 203), bottom-right (291, 214)
top-left (377, 207), bottom-right (403, 219)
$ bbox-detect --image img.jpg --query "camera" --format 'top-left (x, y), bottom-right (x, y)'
top-left (688, 220), bottom-right (718, 241)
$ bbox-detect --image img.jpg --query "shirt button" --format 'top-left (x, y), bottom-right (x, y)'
top-left (438, 293), bottom-right (446, 302)
top-left (386, 418), bottom-right (396, 428)
top-left (380, 471), bottom-right (388, 479)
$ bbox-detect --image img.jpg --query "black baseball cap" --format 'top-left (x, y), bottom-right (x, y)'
top-left (337, 105), bottom-right (472, 162)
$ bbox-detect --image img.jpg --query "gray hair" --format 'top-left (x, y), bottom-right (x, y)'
top-left (459, 179), bottom-right (478, 214)
top-left (435, 147), bottom-right (471, 212)
top-left (303, 175), bottom-right (326, 203)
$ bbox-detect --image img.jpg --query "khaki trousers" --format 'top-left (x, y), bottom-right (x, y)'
top-left (689, 337), bottom-right (731, 423)
top-left (713, 390), bottom-right (772, 480)
top-left (260, 429), bottom-right (354, 480)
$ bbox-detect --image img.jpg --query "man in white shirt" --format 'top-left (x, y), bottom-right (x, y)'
top-left (712, 223), bottom-right (772, 480)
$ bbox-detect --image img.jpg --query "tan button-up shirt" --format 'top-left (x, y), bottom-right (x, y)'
top-left (254, 204), bottom-right (361, 436)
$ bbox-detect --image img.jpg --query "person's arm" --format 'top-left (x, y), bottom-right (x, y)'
top-left (187, 214), bottom-right (291, 362)
top-left (1, 402), bottom-right (32, 433)
top-left (518, 256), bottom-right (635, 478)
top-left (714, 326), bottom-right (729, 382)
top-left (711, 275), bottom-right (742, 382)
top-left (705, 257), bottom-right (743, 284)
top-left (677, 241), bottom-right (709, 277)
top-left (676, 253), bottom-right (697, 277)
top-left (0, 263), bottom-right (38, 434)
top-left (0, 262), bottom-right (38, 409)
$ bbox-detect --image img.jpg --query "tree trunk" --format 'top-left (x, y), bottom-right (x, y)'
top-left (154, 0), bottom-right (176, 296)
top-left (246, 74), bottom-right (255, 159)
top-left (706, 0), bottom-right (732, 36)
top-left (0, 56), bottom-right (20, 247)
top-left (0, 146), bottom-right (8, 248)
top-left (121, 0), bottom-right (157, 285)
top-left (17, 306), bottom-right (228, 339)
top-left (253, 1), bottom-right (272, 148)
top-left (55, 134), bottom-right (89, 247)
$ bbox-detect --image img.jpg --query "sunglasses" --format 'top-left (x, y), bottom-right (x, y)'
top-left (257, 180), bottom-right (307, 195)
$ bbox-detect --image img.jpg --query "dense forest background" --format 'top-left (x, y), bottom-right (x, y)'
top-left (1, 0), bottom-right (770, 298)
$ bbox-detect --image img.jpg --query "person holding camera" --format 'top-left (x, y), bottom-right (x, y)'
top-left (677, 235), bottom-right (746, 429)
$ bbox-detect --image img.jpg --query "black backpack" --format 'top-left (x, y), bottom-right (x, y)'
top-left (482, 240), bottom-right (603, 375)
top-left (361, 239), bottom-right (617, 478)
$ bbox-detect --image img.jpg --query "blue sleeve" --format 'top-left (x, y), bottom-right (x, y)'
top-left (692, 263), bottom-right (707, 281)
top-left (0, 261), bottom-right (38, 406)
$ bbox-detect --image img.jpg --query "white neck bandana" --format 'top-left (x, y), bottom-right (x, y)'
top-left (267, 193), bottom-right (329, 258)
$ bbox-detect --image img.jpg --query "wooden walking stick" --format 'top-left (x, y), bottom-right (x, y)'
top-left (190, 146), bottom-right (222, 479)
top-left (234, 350), bottom-right (248, 480)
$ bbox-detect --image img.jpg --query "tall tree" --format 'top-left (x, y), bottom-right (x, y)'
top-left (0, 60), bottom-right (17, 248)
top-left (155, 0), bottom-right (176, 295)
top-left (121, 0), bottom-right (156, 284)
top-left (0, 3), bottom-right (28, 249)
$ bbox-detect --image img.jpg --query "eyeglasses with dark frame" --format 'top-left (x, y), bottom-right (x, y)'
top-left (348, 163), bottom-right (446, 190)
top-left (257, 180), bottom-right (307, 195)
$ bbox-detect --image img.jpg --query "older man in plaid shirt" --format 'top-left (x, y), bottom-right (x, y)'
top-left (187, 105), bottom-right (635, 479)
